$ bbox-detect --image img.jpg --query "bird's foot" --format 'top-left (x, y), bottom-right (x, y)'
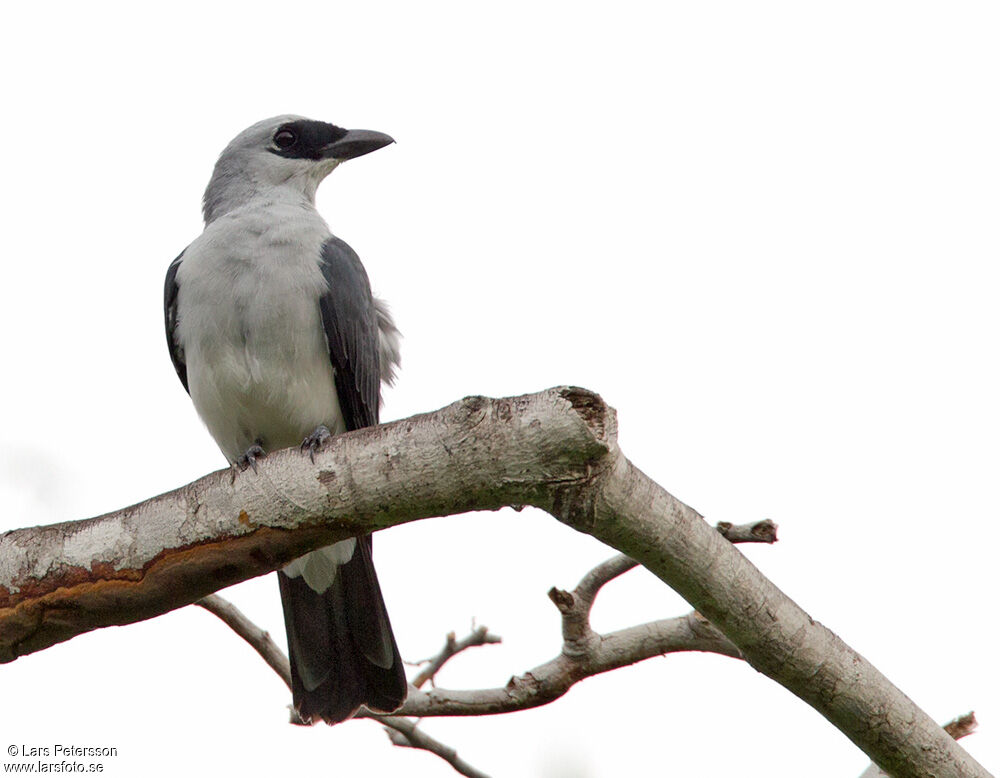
top-left (236, 443), bottom-right (267, 473)
top-left (301, 425), bottom-right (332, 463)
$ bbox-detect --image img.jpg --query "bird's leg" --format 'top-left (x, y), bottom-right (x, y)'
top-left (301, 425), bottom-right (333, 463)
top-left (236, 441), bottom-right (267, 473)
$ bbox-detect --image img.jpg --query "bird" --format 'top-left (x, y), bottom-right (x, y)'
top-left (163, 115), bottom-right (407, 724)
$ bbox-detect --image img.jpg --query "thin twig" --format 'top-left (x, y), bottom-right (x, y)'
top-left (195, 594), bottom-right (493, 775)
top-left (564, 524), bottom-right (780, 640)
top-left (412, 626), bottom-right (502, 689)
top-left (382, 612), bottom-right (740, 716)
top-left (550, 537), bottom-right (771, 652)
top-left (362, 550), bottom-right (744, 719)
top-left (196, 594), bottom-right (291, 687)
top-left (375, 715), bottom-right (492, 778)
top-left (571, 555), bottom-right (639, 617)
top-left (715, 519), bottom-right (778, 543)
top-left (195, 545), bottom-right (759, 723)
top-left (944, 712), bottom-right (978, 740)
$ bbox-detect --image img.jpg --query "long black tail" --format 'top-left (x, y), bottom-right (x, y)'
top-left (277, 535), bottom-right (407, 724)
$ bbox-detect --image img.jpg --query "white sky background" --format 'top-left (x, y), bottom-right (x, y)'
top-left (0, 2), bottom-right (996, 776)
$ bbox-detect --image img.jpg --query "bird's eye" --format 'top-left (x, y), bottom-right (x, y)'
top-left (273, 129), bottom-right (297, 149)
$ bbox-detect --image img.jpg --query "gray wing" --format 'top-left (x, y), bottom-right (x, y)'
top-left (280, 237), bottom-right (407, 722)
top-left (164, 252), bottom-right (189, 394)
top-left (319, 236), bottom-right (380, 430)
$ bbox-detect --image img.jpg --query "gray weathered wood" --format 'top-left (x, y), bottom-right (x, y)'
top-left (0, 387), bottom-right (988, 778)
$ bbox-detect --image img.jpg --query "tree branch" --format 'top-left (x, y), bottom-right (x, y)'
top-left (565, 554), bottom-right (638, 622)
top-left (375, 715), bottom-right (492, 778)
top-left (715, 519), bottom-right (778, 543)
top-left (385, 612), bottom-right (740, 718)
top-left (857, 713), bottom-right (978, 778)
top-left (944, 712), bottom-right (978, 741)
top-left (196, 594), bottom-right (291, 686)
top-left (0, 387), bottom-right (987, 777)
top-left (195, 593), bottom-right (491, 777)
top-left (376, 554), bottom-right (741, 718)
top-left (411, 626), bottom-right (502, 689)
top-left (197, 552), bottom-right (736, 774)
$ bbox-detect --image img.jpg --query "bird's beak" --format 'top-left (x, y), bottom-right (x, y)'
top-left (320, 129), bottom-right (395, 161)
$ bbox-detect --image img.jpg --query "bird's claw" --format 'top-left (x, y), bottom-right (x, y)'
top-left (236, 443), bottom-right (267, 473)
top-left (301, 425), bottom-right (333, 463)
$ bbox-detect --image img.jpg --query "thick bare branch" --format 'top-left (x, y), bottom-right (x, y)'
top-left (576, 457), bottom-right (985, 776)
top-left (0, 387), bottom-right (988, 777)
top-left (411, 626), bottom-right (502, 689)
top-left (0, 388), bottom-right (605, 660)
top-left (857, 713), bottom-right (979, 778)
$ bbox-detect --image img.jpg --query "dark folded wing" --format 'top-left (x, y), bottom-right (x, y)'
top-left (163, 252), bottom-right (189, 394)
top-left (318, 236), bottom-right (380, 429)
top-left (280, 236), bottom-right (405, 724)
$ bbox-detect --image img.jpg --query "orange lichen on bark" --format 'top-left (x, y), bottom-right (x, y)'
top-left (0, 525), bottom-right (336, 662)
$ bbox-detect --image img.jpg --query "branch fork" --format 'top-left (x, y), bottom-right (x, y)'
top-left (0, 387), bottom-right (987, 778)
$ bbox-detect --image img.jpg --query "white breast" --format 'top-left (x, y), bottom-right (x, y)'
top-left (175, 200), bottom-right (344, 462)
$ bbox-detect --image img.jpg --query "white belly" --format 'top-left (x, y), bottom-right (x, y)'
top-left (175, 202), bottom-right (345, 462)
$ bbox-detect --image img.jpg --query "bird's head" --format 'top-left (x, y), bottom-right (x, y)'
top-left (202, 115), bottom-right (394, 223)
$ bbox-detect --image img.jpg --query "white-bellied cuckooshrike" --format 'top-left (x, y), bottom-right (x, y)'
top-left (164, 116), bottom-right (405, 724)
